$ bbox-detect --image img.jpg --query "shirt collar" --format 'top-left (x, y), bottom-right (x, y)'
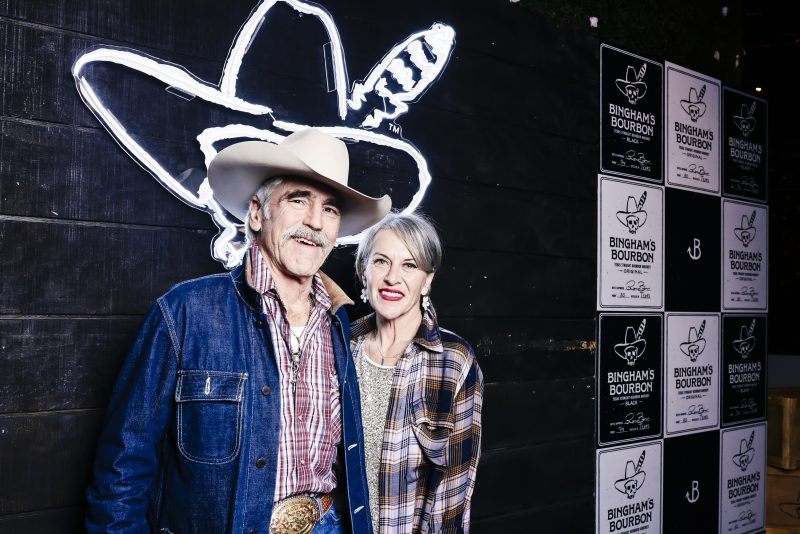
top-left (351, 310), bottom-right (443, 354)
top-left (249, 241), bottom-right (333, 311)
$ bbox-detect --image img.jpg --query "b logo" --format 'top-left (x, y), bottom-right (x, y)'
top-left (686, 480), bottom-right (700, 503)
top-left (687, 238), bottom-right (702, 260)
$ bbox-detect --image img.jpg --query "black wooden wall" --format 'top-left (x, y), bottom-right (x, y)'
top-left (2, 0), bottom-right (607, 531)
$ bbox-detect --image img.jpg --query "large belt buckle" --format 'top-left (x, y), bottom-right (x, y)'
top-left (269, 495), bottom-right (321, 534)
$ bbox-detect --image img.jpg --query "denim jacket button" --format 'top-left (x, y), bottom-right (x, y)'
top-left (248, 530), bottom-right (257, 534)
top-left (254, 319), bottom-right (263, 328)
top-left (256, 457), bottom-right (266, 468)
top-left (261, 385), bottom-right (271, 396)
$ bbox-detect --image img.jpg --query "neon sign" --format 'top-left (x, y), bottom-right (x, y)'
top-left (72, 0), bottom-right (455, 267)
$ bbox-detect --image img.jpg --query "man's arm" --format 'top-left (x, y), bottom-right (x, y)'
top-left (85, 300), bottom-right (179, 532)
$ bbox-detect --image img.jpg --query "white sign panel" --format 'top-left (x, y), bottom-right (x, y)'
top-left (665, 62), bottom-right (721, 193)
top-left (597, 441), bottom-right (663, 534)
top-left (722, 200), bottom-right (768, 310)
top-left (720, 423), bottom-right (766, 533)
top-left (664, 313), bottom-right (720, 435)
top-left (599, 176), bottom-right (664, 309)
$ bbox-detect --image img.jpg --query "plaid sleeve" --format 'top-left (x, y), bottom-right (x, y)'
top-left (435, 358), bottom-right (484, 533)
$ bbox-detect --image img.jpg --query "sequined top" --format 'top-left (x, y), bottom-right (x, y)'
top-left (353, 338), bottom-right (396, 534)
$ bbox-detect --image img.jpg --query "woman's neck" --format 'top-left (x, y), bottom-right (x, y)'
top-left (373, 309), bottom-right (423, 354)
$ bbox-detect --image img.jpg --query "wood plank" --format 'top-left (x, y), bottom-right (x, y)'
top-left (325, 247), bottom-right (595, 319)
top-left (442, 317), bottom-right (595, 382)
top-left (0, 318), bottom-right (140, 414)
top-left (401, 110), bottom-right (598, 200)
top-left (0, 218), bottom-right (223, 315)
top-left (481, 378), bottom-right (594, 451)
top-left (424, 179), bottom-right (595, 258)
top-left (471, 496), bottom-right (594, 534)
top-left (0, 410), bottom-right (103, 515)
top-left (0, 506), bottom-right (85, 534)
top-left (471, 437), bottom-right (595, 519)
top-left (0, 118), bottom-right (211, 227)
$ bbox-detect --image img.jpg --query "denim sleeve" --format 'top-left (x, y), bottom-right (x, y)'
top-left (85, 300), bottom-right (179, 532)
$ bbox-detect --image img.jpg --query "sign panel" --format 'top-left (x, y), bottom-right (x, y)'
top-left (599, 176), bottom-right (664, 310)
top-left (597, 440), bottom-right (663, 534)
top-left (600, 44), bottom-right (663, 183)
top-left (721, 315), bottom-right (767, 426)
top-left (664, 313), bottom-right (720, 435)
top-left (722, 200), bottom-right (768, 310)
top-left (664, 188), bottom-right (721, 311)
top-left (598, 313), bottom-right (663, 445)
top-left (723, 87), bottom-right (768, 202)
top-left (720, 423), bottom-right (766, 534)
top-left (665, 62), bottom-right (721, 193)
top-left (663, 430), bottom-right (719, 534)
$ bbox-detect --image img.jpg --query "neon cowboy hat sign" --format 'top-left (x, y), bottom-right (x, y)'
top-left (72, 0), bottom-right (455, 267)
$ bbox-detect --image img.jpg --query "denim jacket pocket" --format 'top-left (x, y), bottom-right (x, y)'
top-left (411, 399), bottom-right (454, 468)
top-left (175, 370), bottom-right (248, 464)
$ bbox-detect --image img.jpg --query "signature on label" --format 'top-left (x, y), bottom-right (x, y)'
top-left (625, 280), bottom-right (651, 293)
top-left (688, 164), bottom-right (709, 177)
top-left (625, 150), bottom-right (651, 166)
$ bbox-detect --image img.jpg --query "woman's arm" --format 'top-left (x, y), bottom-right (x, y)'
top-left (435, 359), bottom-right (484, 534)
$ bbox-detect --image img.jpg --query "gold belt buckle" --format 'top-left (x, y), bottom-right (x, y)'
top-left (269, 495), bottom-right (321, 534)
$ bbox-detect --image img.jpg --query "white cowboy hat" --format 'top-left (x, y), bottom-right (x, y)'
top-left (615, 66), bottom-right (647, 100)
top-left (679, 326), bottom-right (707, 358)
top-left (733, 325), bottom-right (756, 357)
top-left (614, 326), bottom-right (647, 360)
top-left (208, 128), bottom-right (391, 237)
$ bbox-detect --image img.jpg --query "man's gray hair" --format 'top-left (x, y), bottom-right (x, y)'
top-left (355, 211), bottom-right (442, 281)
top-left (244, 177), bottom-right (284, 242)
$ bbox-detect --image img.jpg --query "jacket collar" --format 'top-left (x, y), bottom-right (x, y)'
top-left (231, 249), bottom-right (354, 314)
top-left (351, 310), bottom-right (443, 353)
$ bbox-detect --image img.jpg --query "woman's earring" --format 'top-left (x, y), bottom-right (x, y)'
top-left (421, 294), bottom-right (430, 311)
top-left (360, 286), bottom-right (369, 303)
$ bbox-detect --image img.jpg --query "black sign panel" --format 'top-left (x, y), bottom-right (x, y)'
top-left (721, 315), bottom-right (767, 426)
top-left (598, 313), bottom-right (663, 445)
top-left (600, 44), bottom-right (663, 183)
top-left (663, 430), bottom-right (720, 534)
top-left (723, 87), bottom-right (768, 203)
top-left (665, 188), bottom-right (721, 311)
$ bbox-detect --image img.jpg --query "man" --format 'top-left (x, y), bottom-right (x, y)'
top-left (86, 128), bottom-right (391, 534)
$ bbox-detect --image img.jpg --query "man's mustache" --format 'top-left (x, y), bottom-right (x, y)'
top-left (281, 225), bottom-right (330, 249)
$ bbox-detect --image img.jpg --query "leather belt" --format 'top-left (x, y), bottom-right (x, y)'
top-left (269, 493), bottom-right (333, 534)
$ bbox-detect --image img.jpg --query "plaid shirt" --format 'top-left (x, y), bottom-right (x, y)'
top-left (351, 311), bottom-right (484, 534)
top-left (250, 244), bottom-right (342, 501)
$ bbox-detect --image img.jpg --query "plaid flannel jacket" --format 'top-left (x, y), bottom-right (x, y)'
top-left (351, 311), bottom-right (484, 534)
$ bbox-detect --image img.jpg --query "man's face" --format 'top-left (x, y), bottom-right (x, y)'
top-left (250, 178), bottom-right (341, 281)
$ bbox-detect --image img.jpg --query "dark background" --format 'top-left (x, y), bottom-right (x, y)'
top-left (0, 0), bottom-right (796, 532)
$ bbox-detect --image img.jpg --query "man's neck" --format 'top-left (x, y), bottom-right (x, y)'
top-left (261, 253), bottom-right (316, 326)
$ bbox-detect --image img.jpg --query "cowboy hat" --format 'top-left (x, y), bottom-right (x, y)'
top-left (614, 326), bottom-right (647, 360)
top-left (680, 87), bottom-right (707, 118)
top-left (615, 196), bottom-right (648, 227)
top-left (732, 437), bottom-right (755, 470)
top-left (734, 214), bottom-right (757, 243)
top-left (679, 327), bottom-right (707, 358)
top-left (615, 66), bottom-right (647, 101)
top-left (208, 128), bottom-right (391, 237)
top-left (614, 460), bottom-right (647, 494)
top-left (733, 325), bottom-right (756, 357)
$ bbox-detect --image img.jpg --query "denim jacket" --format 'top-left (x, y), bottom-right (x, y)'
top-left (86, 261), bottom-right (373, 534)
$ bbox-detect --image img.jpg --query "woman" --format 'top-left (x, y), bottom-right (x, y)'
top-left (351, 212), bottom-right (483, 534)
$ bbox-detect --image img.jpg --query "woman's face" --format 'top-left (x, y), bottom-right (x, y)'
top-left (364, 230), bottom-right (434, 323)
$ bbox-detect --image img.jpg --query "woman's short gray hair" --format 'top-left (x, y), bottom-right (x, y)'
top-left (355, 211), bottom-right (442, 281)
top-left (244, 177), bottom-right (284, 242)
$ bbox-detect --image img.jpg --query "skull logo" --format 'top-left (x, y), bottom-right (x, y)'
top-left (626, 214), bottom-right (640, 234)
top-left (688, 344), bottom-right (700, 362)
top-left (624, 345), bottom-right (640, 366)
top-left (625, 85), bottom-right (641, 105)
top-left (624, 479), bottom-right (640, 499)
top-left (739, 229), bottom-right (752, 247)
